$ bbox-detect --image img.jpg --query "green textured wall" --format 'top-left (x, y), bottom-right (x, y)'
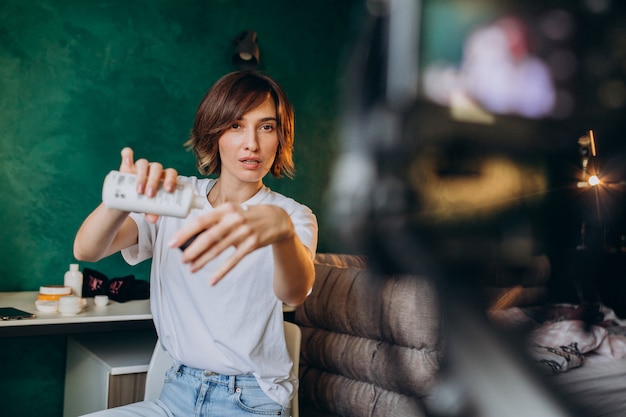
top-left (0, 1), bottom-right (363, 415)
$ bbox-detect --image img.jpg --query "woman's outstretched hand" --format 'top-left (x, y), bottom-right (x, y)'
top-left (169, 202), bottom-right (295, 285)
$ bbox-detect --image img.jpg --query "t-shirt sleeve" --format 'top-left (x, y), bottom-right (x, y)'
top-left (292, 204), bottom-right (318, 259)
top-left (121, 213), bottom-right (155, 265)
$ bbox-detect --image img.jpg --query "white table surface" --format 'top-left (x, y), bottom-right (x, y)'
top-left (0, 291), bottom-right (292, 337)
top-left (0, 291), bottom-right (153, 336)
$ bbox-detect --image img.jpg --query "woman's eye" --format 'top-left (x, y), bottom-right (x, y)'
top-left (260, 124), bottom-right (274, 131)
top-left (231, 123), bottom-right (241, 130)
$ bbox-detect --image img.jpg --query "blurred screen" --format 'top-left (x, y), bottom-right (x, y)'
top-left (418, 0), bottom-right (626, 130)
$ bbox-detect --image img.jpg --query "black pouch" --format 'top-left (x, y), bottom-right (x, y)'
top-left (81, 268), bottom-right (150, 302)
top-left (82, 267), bottom-right (109, 297)
top-left (107, 275), bottom-right (135, 302)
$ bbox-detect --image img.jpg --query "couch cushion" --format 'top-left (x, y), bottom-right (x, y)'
top-left (297, 262), bottom-right (440, 350)
top-left (299, 368), bottom-right (429, 417)
top-left (299, 326), bottom-right (439, 397)
top-left (314, 253), bottom-right (367, 269)
top-left (295, 254), bottom-right (442, 416)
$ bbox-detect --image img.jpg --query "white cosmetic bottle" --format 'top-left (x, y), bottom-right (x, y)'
top-left (64, 264), bottom-right (83, 297)
top-left (102, 170), bottom-right (206, 218)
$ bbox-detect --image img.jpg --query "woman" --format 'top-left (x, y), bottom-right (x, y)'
top-left (74, 71), bottom-right (318, 416)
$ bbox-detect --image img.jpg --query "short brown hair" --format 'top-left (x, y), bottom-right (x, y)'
top-left (185, 71), bottom-right (295, 178)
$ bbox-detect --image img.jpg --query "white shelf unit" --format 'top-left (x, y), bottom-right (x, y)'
top-left (63, 329), bottom-right (157, 417)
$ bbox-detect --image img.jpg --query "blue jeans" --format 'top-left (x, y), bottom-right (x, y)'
top-left (81, 364), bottom-right (289, 417)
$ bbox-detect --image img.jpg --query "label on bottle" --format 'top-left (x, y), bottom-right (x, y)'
top-left (102, 171), bottom-right (199, 218)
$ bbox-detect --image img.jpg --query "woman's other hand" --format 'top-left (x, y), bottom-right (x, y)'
top-left (169, 203), bottom-right (295, 285)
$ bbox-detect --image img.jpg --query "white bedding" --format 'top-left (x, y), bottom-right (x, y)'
top-left (490, 304), bottom-right (626, 416)
top-left (550, 356), bottom-right (626, 416)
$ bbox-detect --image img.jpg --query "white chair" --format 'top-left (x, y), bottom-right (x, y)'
top-left (144, 321), bottom-right (301, 417)
top-left (283, 321), bottom-right (301, 417)
top-left (143, 338), bottom-right (174, 402)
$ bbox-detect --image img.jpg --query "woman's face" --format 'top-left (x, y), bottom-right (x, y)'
top-left (217, 96), bottom-right (279, 185)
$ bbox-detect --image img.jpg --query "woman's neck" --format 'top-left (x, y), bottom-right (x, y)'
top-left (207, 177), bottom-right (263, 206)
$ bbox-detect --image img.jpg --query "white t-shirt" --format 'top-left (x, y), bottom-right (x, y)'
top-left (121, 176), bottom-right (318, 407)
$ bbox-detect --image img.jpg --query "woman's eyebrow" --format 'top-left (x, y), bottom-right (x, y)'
top-left (237, 116), bottom-right (277, 122)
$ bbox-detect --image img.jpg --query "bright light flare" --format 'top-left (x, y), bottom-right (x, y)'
top-left (577, 175), bottom-right (601, 188)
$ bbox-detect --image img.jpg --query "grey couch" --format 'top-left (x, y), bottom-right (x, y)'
top-left (294, 253), bottom-right (443, 417)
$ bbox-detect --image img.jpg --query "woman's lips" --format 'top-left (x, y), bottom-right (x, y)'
top-left (240, 158), bottom-right (261, 169)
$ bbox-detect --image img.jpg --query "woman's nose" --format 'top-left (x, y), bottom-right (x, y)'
top-left (243, 130), bottom-right (259, 151)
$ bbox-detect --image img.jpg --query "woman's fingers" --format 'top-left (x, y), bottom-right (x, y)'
top-left (171, 204), bottom-right (293, 285)
top-left (188, 220), bottom-right (252, 272)
top-left (145, 162), bottom-right (164, 197)
top-left (162, 168), bottom-right (179, 192)
top-left (117, 147), bottom-right (179, 223)
top-left (120, 147), bottom-right (135, 171)
top-left (172, 204), bottom-right (257, 277)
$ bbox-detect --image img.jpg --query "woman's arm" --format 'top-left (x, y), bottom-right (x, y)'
top-left (73, 204), bottom-right (138, 262)
top-left (270, 226), bottom-right (315, 307)
top-left (73, 147), bottom-right (179, 262)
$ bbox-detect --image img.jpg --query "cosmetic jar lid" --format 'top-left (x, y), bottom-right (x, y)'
top-left (58, 295), bottom-right (81, 306)
top-left (35, 300), bottom-right (58, 313)
top-left (39, 285), bottom-right (72, 295)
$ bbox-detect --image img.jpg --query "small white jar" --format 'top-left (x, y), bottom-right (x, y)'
top-left (58, 296), bottom-right (82, 316)
top-left (94, 295), bottom-right (109, 307)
